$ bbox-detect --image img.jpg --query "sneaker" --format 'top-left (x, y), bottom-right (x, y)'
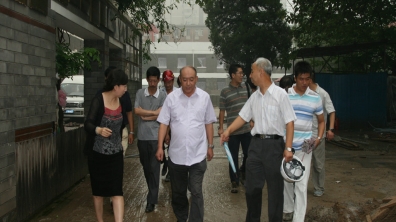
top-left (165, 173), bottom-right (171, 182)
top-left (283, 212), bottom-right (293, 221)
top-left (313, 190), bottom-right (324, 197)
top-left (231, 182), bottom-right (238, 193)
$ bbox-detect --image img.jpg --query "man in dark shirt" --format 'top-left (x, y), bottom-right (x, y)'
top-left (218, 64), bottom-right (251, 193)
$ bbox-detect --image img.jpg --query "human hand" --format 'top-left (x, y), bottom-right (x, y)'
top-left (283, 149), bottom-right (293, 162)
top-left (220, 130), bottom-right (230, 145)
top-left (128, 134), bottom-right (134, 144)
top-left (207, 148), bottom-right (214, 161)
top-left (156, 148), bottom-right (164, 162)
top-left (97, 127), bottom-right (112, 138)
top-left (250, 121), bottom-right (254, 130)
top-left (326, 130), bottom-right (335, 141)
top-left (314, 138), bottom-right (321, 148)
top-left (217, 128), bottom-right (224, 137)
top-left (165, 134), bottom-right (170, 145)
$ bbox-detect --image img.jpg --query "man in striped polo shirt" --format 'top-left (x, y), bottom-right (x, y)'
top-left (283, 61), bottom-right (325, 222)
top-left (218, 64), bottom-right (252, 193)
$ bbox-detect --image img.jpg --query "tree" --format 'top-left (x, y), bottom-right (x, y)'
top-left (115, 0), bottom-right (191, 62)
top-left (55, 29), bottom-right (101, 132)
top-left (201, 0), bottom-right (293, 74)
top-left (288, 0), bottom-right (396, 72)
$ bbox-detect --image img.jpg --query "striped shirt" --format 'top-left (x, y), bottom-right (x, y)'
top-left (239, 82), bottom-right (296, 136)
top-left (219, 83), bottom-right (250, 135)
top-left (288, 85), bottom-right (323, 150)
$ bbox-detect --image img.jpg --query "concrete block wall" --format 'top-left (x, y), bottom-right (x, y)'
top-left (0, 1), bottom-right (56, 220)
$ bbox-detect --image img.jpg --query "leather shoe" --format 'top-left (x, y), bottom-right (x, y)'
top-left (145, 203), bottom-right (155, 213)
top-left (231, 182), bottom-right (238, 193)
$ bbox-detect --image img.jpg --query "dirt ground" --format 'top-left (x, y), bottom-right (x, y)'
top-left (29, 127), bottom-right (396, 222)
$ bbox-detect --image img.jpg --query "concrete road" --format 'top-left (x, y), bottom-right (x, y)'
top-left (29, 127), bottom-right (396, 222)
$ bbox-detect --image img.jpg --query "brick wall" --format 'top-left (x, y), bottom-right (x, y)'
top-left (0, 1), bottom-right (56, 220)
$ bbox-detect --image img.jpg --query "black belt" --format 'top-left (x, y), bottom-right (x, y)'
top-left (254, 134), bottom-right (282, 139)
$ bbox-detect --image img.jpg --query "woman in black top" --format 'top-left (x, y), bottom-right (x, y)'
top-left (84, 69), bottom-right (128, 222)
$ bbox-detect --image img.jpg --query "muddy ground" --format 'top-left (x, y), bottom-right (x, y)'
top-left (29, 128), bottom-right (396, 222)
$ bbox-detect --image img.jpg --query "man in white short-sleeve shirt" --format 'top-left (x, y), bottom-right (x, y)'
top-left (309, 75), bottom-right (336, 198)
top-left (221, 58), bottom-right (296, 222)
top-left (156, 66), bottom-right (217, 222)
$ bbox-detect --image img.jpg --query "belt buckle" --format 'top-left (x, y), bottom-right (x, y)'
top-left (260, 134), bottom-right (270, 139)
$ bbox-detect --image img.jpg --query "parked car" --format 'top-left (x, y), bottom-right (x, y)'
top-left (61, 75), bottom-right (84, 122)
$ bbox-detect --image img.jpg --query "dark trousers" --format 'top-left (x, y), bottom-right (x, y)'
top-left (137, 140), bottom-right (160, 204)
top-left (168, 158), bottom-right (207, 222)
top-left (228, 132), bottom-right (252, 184)
top-left (162, 143), bottom-right (169, 173)
top-left (245, 137), bottom-right (284, 222)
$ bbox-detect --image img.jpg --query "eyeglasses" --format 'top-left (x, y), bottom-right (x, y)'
top-left (235, 72), bottom-right (245, 76)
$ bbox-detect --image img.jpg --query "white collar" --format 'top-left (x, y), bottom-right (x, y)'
top-left (144, 87), bottom-right (160, 98)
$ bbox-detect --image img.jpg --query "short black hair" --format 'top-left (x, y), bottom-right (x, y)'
top-left (294, 61), bottom-right (312, 79)
top-left (104, 66), bottom-right (117, 78)
top-left (228, 64), bottom-right (242, 79)
top-left (103, 69), bottom-right (128, 92)
top-left (146, 66), bottom-right (160, 79)
top-left (279, 75), bottom-right (293, 89)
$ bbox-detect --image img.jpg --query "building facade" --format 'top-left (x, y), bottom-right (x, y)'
top-left (0, 0), bottom-right (142, 221)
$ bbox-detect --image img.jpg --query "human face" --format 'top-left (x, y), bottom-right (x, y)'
top-left (249, 63), bottom-right (261, 86)
top-left (180, 67), bottom-right (197, 97)
top-left (147, 76), bottom-right (159, 89)
top-left (232, 67), bottom-right (244, 84)
top-left (163, 79), bottom-right (174, 92)
top-left (114, 84), bottom-right (127, 98)
top-left (294, 73), bottom-right (311, 94)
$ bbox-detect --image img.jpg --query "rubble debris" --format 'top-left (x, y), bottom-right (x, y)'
top-left (368, 196), bottom-right (396, 222)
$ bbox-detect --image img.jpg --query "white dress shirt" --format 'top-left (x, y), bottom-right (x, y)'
top-left (239, 82), bottom-right (296, 136)
top-left (311, 84), bottom-right (335, 138)
top-left (157, 88), bottom-right (217, 166)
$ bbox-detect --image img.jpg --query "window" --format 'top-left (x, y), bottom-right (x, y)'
top-left (178, 58), bottom-right (186, 68)
top-left (197, 57), bottom-right (206, 68)
top-left (158, 58), bottom-right (167, 68)
top-left (217, 60), bottom-right (224, 69)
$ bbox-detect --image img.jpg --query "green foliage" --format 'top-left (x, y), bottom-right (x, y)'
top-left (114, 0), bottom-right (190, 63)
top-left (288, 0), bottom-right (396, 72)
top-left (55, 42), bottom-right (101, 79)
top-left (202, 0), bottom-right (293, 72)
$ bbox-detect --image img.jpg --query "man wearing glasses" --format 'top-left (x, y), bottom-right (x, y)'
top-left (218, 64), bottom-right (252, 193)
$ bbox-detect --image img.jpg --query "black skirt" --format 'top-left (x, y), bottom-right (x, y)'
top-left (88, 151), bottom-right (124, 197)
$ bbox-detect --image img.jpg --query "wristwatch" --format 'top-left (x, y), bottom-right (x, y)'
top-left (208, 144), bottom-right (214, 149)
top-left (285, 147), bottom-right (295, 154)
top-left (329, 128), bottom-right (334, 132)
top-left (129, 131), bottom-right (134, 134)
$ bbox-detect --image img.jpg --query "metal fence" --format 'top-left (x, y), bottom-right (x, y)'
top-left (16, 127), bottom-right (87, 221)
